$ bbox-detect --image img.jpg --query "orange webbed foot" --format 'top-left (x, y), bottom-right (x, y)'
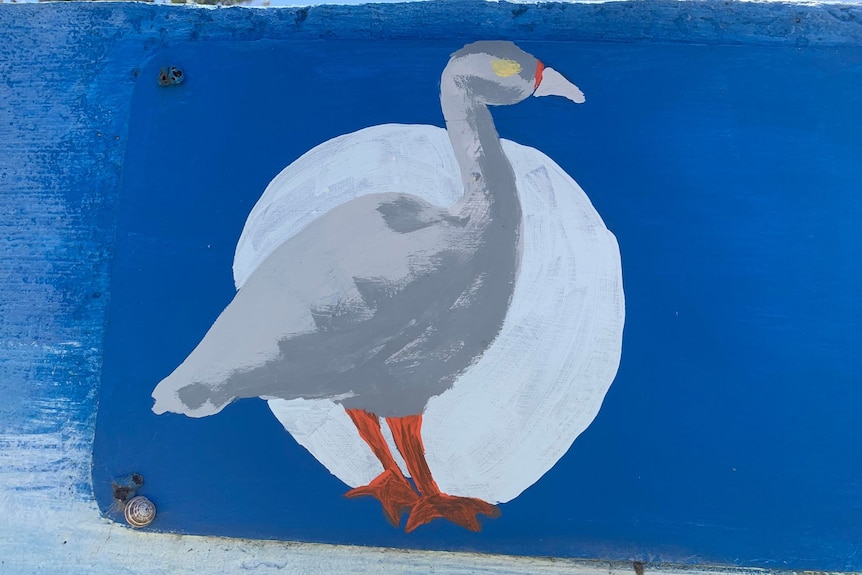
top-left (345, 469), bottom-right (419, 527)
top-left (405, 493), bottom-right (501, 533)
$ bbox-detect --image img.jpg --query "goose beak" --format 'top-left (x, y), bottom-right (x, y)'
top-left (533, 61), bottom-right (586, 104)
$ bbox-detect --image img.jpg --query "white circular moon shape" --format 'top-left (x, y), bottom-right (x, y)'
top-left (235, 124), bottom-right (624, 505)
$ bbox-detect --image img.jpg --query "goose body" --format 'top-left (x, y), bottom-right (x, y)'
top-left (152, 42), bottom-right (625, 530)
top-left (256, 125), bottom-right (625, 505)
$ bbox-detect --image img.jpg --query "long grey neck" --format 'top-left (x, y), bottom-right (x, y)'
top-left (441, 90), bottom-right (521, 231)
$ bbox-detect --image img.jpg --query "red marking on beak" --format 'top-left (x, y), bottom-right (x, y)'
top-left (534, 60), bottom-right (545, 91)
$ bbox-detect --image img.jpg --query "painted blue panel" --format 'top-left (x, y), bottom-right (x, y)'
top-left (5, 0), bottom-right (862, 570)
top-left (93, 34), bottom-right (862, 565)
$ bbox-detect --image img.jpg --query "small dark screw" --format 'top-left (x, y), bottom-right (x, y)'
top-left (158, 66), bottom-right (185, 87)
top-left (114, 486), bottom-right (131, 501)
top-left (112, 473), bottom-right (145, 502)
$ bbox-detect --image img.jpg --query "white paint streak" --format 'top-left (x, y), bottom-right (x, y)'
top-left (451, 272), bottom-right (486, 310)
top-left (1, 427), bottom-right (693, 575)
top-left (0, 433), bottom-right (650, 575)
top-left (252, 124), bottom-right (623, 503)
top-left (0, 427), bottom-right (741, 573)
top-left (0, 409), bottom-right (642, 574)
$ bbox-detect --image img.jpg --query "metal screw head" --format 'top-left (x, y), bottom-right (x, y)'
top-left (124, 495), bottom-right (156, 528)
top-left (158, 66), bottom-right (185, 87)
top-left (112, 473), bottom-right (145, 503)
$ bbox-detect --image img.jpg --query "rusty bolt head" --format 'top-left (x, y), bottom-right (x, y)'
top-left (158, 66), bottom-right (185, 87)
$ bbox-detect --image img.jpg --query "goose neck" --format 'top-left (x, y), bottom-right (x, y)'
top-left (441, 86), bottom-right (519, 224)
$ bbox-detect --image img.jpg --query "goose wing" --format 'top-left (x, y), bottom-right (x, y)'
top-left (152, 193), bottom-right (458, 417)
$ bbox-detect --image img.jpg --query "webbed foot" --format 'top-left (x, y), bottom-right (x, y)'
top-left (346, 469), bottom-right (419, 526)
top-left (405, 493), bottom-right (500, 532)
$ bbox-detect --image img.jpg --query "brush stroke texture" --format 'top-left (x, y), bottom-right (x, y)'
top-left (247, 124), bottom-right (625, 504)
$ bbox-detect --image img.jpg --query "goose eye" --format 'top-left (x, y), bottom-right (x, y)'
top-left (491, 59), bottom-right (522, 78)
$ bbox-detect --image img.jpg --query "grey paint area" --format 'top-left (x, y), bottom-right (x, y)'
top-left (154, 42), bottom-right (553, 418)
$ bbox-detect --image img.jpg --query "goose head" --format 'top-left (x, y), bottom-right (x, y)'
top-left (442, 41), bottom-right (586, 107)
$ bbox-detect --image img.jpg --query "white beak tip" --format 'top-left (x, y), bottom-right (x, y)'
top-left (534, 66), bottom-right (586, 104)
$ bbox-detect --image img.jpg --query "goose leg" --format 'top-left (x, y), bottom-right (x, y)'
top-left (344, 408), bottom-right (419, 526)
top-left (386, 414), bottom-right (501, 533)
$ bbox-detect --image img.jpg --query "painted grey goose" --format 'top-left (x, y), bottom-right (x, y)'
top-left (152, 41), bottom-right (586, 532)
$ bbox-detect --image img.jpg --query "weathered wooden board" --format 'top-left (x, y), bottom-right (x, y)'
top-left (2, 2), bottom-right (862, 572)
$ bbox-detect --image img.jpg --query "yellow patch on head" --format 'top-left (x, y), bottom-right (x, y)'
top-left (491, 59), bottom-right (522, 78)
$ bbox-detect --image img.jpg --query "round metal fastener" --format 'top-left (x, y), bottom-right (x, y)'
top-left (157, 66), bottom-right (185, 87)
top-left (124, 495), bottom-right (156, 528)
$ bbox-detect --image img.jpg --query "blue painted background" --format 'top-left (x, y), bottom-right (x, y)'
top-left (2, 1), bottom-right (862, 570)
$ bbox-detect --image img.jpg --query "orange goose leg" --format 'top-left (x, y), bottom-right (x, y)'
top-left (387, 414), bottom-right (501, 532)
top-left (344, 408), bottom-right (419, 526)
